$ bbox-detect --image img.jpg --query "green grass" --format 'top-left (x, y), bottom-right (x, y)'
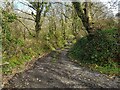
top-left (95, 65), bottom-right (119, 75)
top-left (2, 39), bottom-right (51, 75)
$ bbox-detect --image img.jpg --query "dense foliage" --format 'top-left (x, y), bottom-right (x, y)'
top-left (69, 28), bottom-right (120, 75)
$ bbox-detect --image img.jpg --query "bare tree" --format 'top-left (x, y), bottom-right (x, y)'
top-left (16, 1), bottom-right (51, 38)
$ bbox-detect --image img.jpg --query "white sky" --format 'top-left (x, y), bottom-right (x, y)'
top-left (0, 0), bottom-right (119, 15)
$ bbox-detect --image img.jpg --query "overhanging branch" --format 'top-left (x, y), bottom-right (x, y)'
top-left (19, 2), bottom-right (36, 10)
top-left (16, 19), bottom-right (34, 37)
top-left (15, 9), bottom-right (36, 19)
top-left (17, 16), bottom-right (35, 21)
top-left (15, 9), bottom-right (33, 16)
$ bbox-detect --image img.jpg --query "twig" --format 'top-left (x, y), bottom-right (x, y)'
top-left (0, 62), bottom-right (9, 67)
top-left (16, 18), bottom-right (35, 37)
top-left (19, 1), bottom-right (36, 10)
top-left (14, 9), bottom-right (36, 19)
top-left (17, 16), bottom-right (35, 21)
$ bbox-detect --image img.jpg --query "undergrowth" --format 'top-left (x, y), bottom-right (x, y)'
top-left (69, 28), bottom-right (120, 76)
top-left (1, 10), bottom-right (51, 75)
top-left (2, 39), bottom-right (50, 75)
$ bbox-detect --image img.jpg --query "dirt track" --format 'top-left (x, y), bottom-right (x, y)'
top-left (4, 49), bottom-right (120, 88)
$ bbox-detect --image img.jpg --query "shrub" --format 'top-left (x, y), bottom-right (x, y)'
top-left (69, 28), bottom-right (119, 66)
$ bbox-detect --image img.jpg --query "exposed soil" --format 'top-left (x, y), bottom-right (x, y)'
top-left (3, 49), bottom-right (120, 88)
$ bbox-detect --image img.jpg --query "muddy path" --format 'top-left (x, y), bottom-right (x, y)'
top-left (3, 49), bottom-right (120, 88)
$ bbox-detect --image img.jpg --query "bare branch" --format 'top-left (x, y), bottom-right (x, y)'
top-left (16, 19), bottom-right (34, 37)
top-left (52, 2), bottom-right (73, 8)
top-left (0, 62), bottom-right (9, 67)
top-left (17, 16), bottom-right (35, 21)
top-left (19, 2), bottom-right (36, 10)
top-left (15, 9), bottom-right (32, 16)
top-left (14, 9), bottom-right (36, 19)
top-left (61, 12), bottom-right (70, 19)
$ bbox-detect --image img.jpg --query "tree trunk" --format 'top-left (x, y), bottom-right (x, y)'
top-left (35, 3), bottom-right (41, 38)
top-left (72, 9), bottom-right (78, 40)
top-left (72, 2), bottom-right (91, 34)
top-left (35, 2), bottom-right (43, 38)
